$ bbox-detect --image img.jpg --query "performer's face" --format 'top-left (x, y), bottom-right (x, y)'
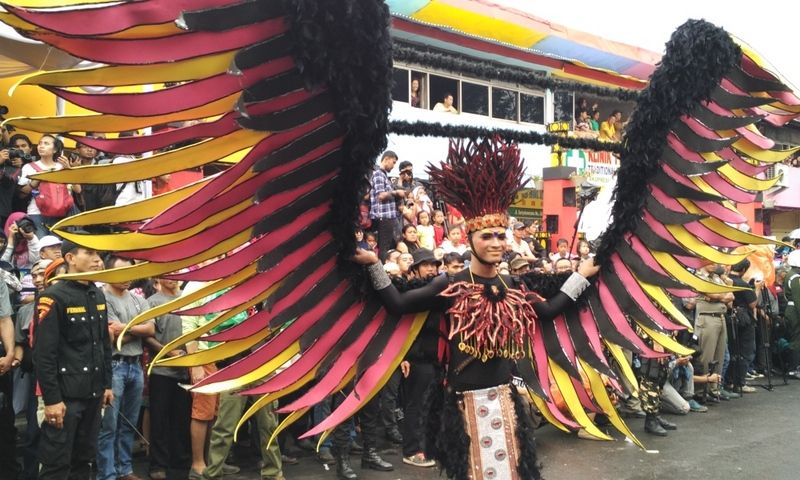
top-left (471, 227), bottom-right (506, 264)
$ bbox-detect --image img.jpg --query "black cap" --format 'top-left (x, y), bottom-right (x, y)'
top-left (410, 248), bottom-right (441, 269)
top-left (60, 238), bottom-right (83, 257)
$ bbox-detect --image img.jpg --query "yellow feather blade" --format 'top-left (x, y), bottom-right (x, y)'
top-left (116, 264), bottom-right (258, 348)
top-left (716, 164), bottom-right (782, 191)
top-left (528, 390), bottom-right (570, 433)
top-left (53, 200), bottom-right (251, 252)
top-left (579, 359), bottom-right (644, 449)
top-left (161, 328), bottom-right (272, 368)
top-left (732, 141), bottom-right (799, 163)
top-left (31, 131), bottom-right (262, 184)
top-left (149, 283), bottom-right (282, 371)
top-left (53, 230), bottom-right (252, 284)
top-left (192, 343), bottom-right (301, 394)
top-left (637, 326), bottom-right (694, 357)
top-left (55, 177), bottom-right (211, 227)
top-left (2, 0), bottom-right (114, 6)
top-left (3, 94), bottom-right (238, 133)
top-left (663, 225), bottom-right (750, 265)
top-left (236, 368), bottom-right (323, 443)
top-left (548, 359), bottom-right (611, 440)
top-left (637, 282), bottom-right (693, 330)
top-left (14, 51), bottom-right (235, 90)
top-left (650, 251), bottom-right (744, 293)
top-left (604, 342), bottom-right (639, 397)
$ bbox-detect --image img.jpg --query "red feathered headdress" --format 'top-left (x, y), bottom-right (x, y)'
top-left (427, 136), bottom-right (526, 233)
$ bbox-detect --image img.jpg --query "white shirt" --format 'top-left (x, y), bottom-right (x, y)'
top-left (509, 236), bottom-right (534, 258)
top-left (441, 240), bottom-right (468, 255)
top-left (18, 161), bottom-right (64, 216)
top-left (112, 155), bottom-right (152, 206)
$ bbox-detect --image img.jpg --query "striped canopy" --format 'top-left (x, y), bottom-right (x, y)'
top-left (388, 0), bottom-right (659, 86)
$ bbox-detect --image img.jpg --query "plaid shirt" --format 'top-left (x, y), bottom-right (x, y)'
top-left (369, 167), bottom-right (398, 220)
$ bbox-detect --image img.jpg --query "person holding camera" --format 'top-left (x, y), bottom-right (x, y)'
top-left (17, 134), bottom-right (79, 238)
top-left (2, 213), bottom-right (40, 271)
top-left (727, 259), bottom-right (759, 394)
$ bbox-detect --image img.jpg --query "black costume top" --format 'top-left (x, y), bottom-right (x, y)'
top-left (376, 269), bottom-right (576, 392)
top-left (33, 279), bottom-right (112, 405)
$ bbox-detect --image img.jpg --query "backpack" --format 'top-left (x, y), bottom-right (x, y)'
top-left (30, 163), bottom-right (74, 217)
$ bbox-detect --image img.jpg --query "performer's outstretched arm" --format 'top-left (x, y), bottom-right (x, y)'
top-left (354, 248), bottom-right (448, 314)
top-left (523, 260), bottom-right (599, 321)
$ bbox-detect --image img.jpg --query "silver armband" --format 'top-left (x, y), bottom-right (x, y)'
top-left (366, 262), bottom-right (391, 290)
top-left (560, 272), bottom-right (590, 301)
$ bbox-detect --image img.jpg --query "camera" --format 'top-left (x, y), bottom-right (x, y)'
top-left (16, 218), bottom-right (35, 235)
top-left (8, 148), bottom-right (32, 162)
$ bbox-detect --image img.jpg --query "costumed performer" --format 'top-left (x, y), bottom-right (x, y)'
top-left (352, 137), bottom-right (600, 480)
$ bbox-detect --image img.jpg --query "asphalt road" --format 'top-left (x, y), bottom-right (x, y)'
top-left (134, 377), bottom-right (800, 479)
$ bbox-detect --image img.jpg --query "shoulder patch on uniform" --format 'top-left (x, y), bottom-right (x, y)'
top-left (37, 296), bottom-right (55, 320)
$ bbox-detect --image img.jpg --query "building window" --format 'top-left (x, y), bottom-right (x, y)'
top-left (392, 67), bottom-right (409, 103)
top-left (553, 90), bottom-right (574, 123)
top-left (462, 82), bottom-right (489, 116)
top-left (520, 93), bottom-right (545, 124)
top-left (410, 71), bottom-right (427, 109)
top-left (429, 75), bottom-right (459, 111)
top-left (492, 87), bottom-right (518, 121)
top-left (562, 186), bottom-right (576, 207)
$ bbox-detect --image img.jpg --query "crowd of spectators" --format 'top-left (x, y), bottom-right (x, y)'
top-left (572, 97), bottom-right (624, 142)
top-left (0, 125), bottom-right (798, 480)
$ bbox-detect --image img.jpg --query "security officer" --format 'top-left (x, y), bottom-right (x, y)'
top-left (783, 250), bottom-right (800, 372)
top-left (691, 262), bottom-right (734, 400)
top-left (33, 238), bottom-right (113, 480)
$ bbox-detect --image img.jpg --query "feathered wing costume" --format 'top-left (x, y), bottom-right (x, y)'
top-left (2, 0), bottom-right (798, 450)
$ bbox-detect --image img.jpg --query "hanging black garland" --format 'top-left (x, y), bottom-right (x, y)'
top-left (393, 42), bottom-right (642, 103)
top-left (388, 120), bottom-right (625, 154)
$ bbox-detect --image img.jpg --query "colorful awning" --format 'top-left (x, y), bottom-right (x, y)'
top-left (388, 0), bottom-right (659, 87)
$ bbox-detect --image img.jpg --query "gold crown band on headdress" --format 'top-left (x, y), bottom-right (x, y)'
top-left (466, 213), bottom-right (508, 233)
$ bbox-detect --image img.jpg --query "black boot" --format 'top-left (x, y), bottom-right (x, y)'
top-left (336, 453), bottom-right (358, 480)
top-left (644, 413), bottom-right (668, 436)
top-left (361, 448), bottom-right (394, 471)
top-left (657, 416), bottom-right (677, 430)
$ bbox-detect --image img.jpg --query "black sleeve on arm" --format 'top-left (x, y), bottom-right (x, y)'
top-left (376, 275), bottom-right (449, 315)
top-left (532, 292), bottom-right (574, 322)
top-left (34, 296), bottom-right (63, 405)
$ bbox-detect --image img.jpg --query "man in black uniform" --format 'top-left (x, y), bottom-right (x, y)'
top-left (33, 239), bottom-right (113, 480)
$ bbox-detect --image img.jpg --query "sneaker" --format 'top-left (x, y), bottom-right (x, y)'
top-left (740, 385), bottom-right (757, 393)
top-left (720, 388), bottom-right (741, 399)
top-left (316, 446), bottom-right (334, 465)
top-left (403, 453), bottom-right (436, 468)
top-left (688, 399), bottom-right (708, 413)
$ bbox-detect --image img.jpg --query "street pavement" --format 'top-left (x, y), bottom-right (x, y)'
top-left (134, 377), bottom-right (800, 479)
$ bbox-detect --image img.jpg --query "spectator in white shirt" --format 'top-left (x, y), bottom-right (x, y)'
top-left (508, 222), bottom-right (537, 263)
